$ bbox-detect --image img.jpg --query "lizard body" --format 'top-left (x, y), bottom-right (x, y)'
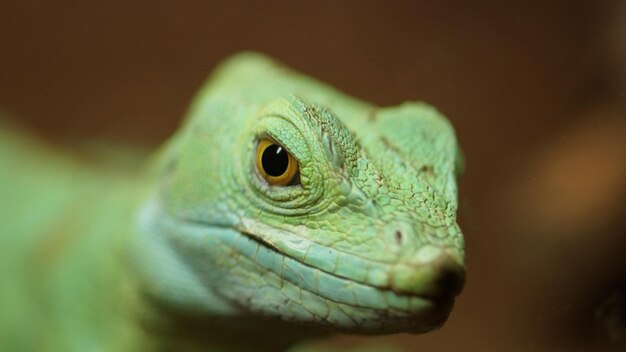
top-left (0, 53), bottom-right (465, 351)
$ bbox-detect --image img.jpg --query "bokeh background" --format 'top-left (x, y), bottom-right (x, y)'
top-left (1, 1), bottom-right (624, 351)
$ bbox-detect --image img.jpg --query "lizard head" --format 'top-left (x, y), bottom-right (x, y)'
top-left (138, 53), bottom-right (465, 334)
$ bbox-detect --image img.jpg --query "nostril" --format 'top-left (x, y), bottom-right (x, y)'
top-left (394, 230), bottom-right (403, 245)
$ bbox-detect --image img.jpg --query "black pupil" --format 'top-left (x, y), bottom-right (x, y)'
top-left (261, 144), bottom-right (289, 177)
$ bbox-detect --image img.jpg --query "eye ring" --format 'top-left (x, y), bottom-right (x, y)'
top-left (256, 138), bottom-right (299, 186)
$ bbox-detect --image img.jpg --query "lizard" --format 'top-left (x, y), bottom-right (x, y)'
top-left (0, 52), bottom-right (465, 351)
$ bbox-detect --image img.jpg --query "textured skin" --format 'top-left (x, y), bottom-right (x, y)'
top-left (0, 53), bottom-right (465, 351)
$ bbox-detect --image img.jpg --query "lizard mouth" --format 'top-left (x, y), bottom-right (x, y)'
top-left (230, 224), bottom-right (457, 332)
top-left (237, 225), bottom-right (462, 295)
top-left (178, 216), bottom-right (458, 333)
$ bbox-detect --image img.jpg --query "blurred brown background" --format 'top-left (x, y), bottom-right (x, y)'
top-left (1, 1), bottom-right (624, 351)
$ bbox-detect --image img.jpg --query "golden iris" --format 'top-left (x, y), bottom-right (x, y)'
top-left (256, 138), bottom-right (298, 186)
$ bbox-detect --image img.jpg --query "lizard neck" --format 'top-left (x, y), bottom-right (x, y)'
top-left (143, 304), bottom-right (329, 351)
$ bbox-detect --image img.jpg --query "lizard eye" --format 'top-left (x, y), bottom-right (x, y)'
top-left (256, 138), bottom-right (299, 186)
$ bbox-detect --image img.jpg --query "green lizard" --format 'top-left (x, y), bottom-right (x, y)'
top-left (0, 53), bottom-right (465, 351)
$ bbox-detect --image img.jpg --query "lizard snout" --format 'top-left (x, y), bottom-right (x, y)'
top-left (388, 245), bottom-right (465, 299)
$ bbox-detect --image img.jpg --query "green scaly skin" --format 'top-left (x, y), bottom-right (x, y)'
top-left (0, 53), bottom-right (465, 351)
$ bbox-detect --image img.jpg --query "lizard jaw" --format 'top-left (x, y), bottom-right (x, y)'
top-left (227, 225), bottom-right (460, 333)
top-left (170, 212), bottom-right (461, 333)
